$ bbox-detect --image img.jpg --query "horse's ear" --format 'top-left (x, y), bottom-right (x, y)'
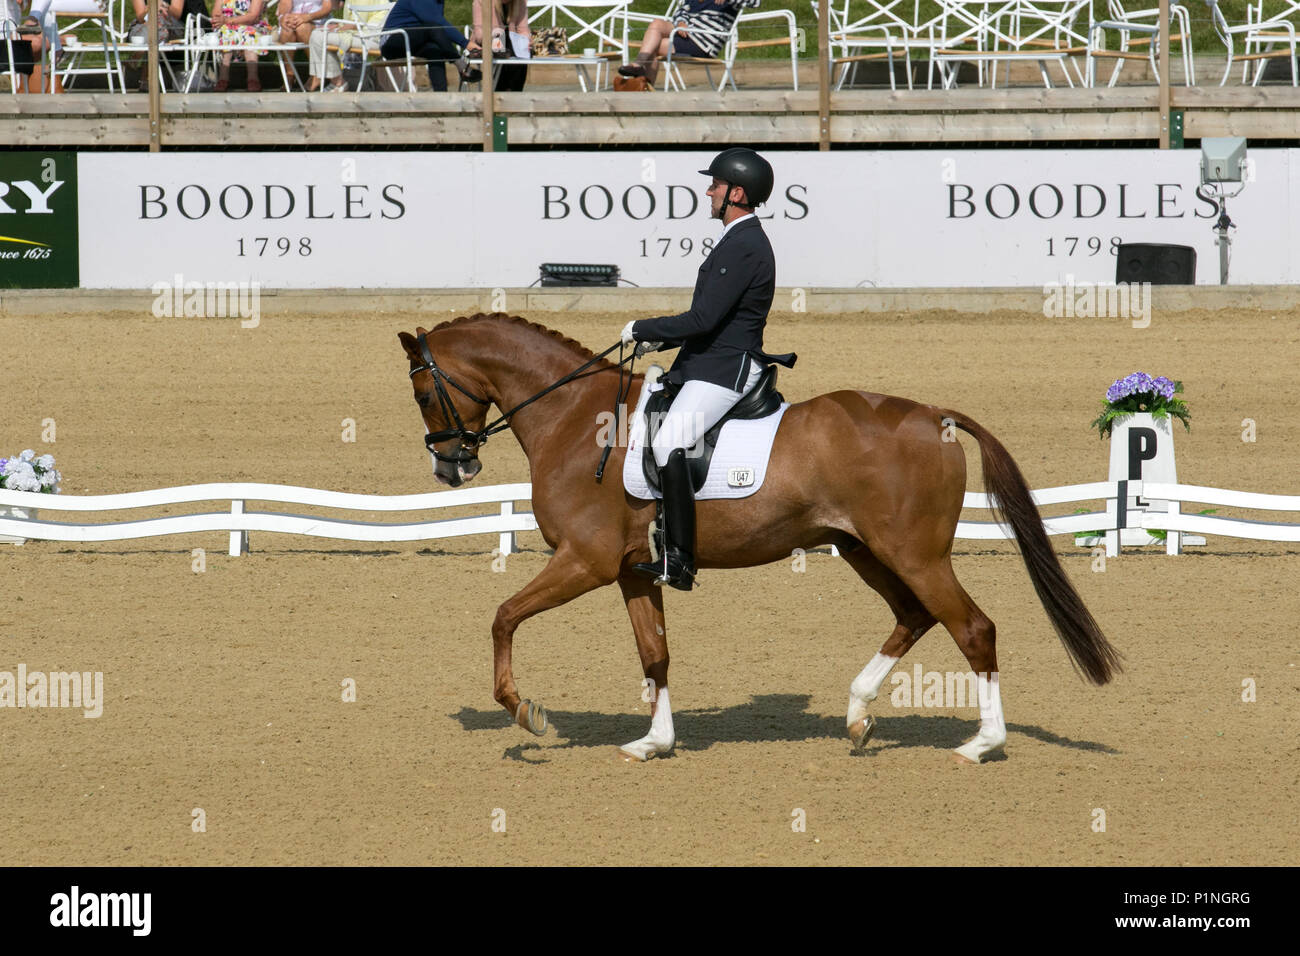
top-left (397, 331), bottom-right (420, 360)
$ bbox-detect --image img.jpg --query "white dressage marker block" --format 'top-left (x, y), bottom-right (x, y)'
top-left (1107, 412), bottom-right (1203, 550)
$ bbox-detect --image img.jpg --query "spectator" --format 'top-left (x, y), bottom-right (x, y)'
top-left (210, 0), bottom-right (269, 91)
top-left (465, 0), bottom-right (527, 58)
top-left (618, 0), bottom-right (757, 88)
top-left (276, 0), bottom-right (330, 46)
top-left (305, 0), bottom-right (387, 92)
top-left (0, 1), bottom-right (41, 92)
top-left (128, 0), bottom-right (209, 91)
top-left (466, 0), bottom-right (527, 91)
top-left (12, 0), bottom-right (61, 92)
top-left (380, 0), bottom-right (478, 92)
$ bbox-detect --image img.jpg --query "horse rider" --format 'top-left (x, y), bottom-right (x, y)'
top-left (620, 146), bottom-right (794, 591)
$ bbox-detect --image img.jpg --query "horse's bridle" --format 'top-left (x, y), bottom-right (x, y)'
top-left (408, 330), bottom-right (638, 469)
top-left (409, 332), bottom-right (492, 465)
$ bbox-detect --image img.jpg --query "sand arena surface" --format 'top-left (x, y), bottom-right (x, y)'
top-left (1, 306), bottom-right (1297, 866)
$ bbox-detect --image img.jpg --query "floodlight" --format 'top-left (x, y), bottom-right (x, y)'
top-left (1200, 137), bottom-right (1247, 184)
top-left (1198, 138), bottom-right (1248, 285)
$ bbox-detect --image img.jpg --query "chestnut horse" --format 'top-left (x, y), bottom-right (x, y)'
top-left (397, 314), bottom-right (1120, 763)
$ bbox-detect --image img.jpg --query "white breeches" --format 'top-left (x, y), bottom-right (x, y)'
top-left (650, 361), bottom-right (764, 467)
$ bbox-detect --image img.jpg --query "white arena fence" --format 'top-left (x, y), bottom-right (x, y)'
top-left (1, 480), bottom-right (1298, 557)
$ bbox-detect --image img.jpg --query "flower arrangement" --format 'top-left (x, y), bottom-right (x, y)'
top-left (1090, 372), bottom-right (1191, 439)
top-left (0, 450), bottom-right (62, 494)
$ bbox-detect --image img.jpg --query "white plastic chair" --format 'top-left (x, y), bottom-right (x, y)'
top-left (733, 7), bottom-right (799, 90)
top-left (50, 0), bottom-right (127, 91)
top-left (1, 12), bottom-right (22, 93)
top-left (1086, 0), bottom-right (1195, 87)
top-left (1233, 0), bottom-right (1300, 85)
top-left (312, 1), bottom-right (399, 90)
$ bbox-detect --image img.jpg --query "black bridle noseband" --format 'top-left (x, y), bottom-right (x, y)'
top-left (409, 331), bottom-right (637, 471)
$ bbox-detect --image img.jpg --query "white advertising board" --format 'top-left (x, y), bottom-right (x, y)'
top-left (78, 150), bottom-right (1296, 289)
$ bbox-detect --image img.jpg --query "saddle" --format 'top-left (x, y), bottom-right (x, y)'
top-left (641, 364), bottom-right (784, 494)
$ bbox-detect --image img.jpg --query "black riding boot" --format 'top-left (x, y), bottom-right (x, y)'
top-left (634, 448), bottom-right (697, 591)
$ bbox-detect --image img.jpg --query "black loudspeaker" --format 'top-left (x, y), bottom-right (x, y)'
top-left (1114, 243), bottom-right (1197, 285)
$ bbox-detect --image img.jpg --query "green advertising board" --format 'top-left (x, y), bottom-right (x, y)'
top-left (0, 152), bottom-right (79, 289)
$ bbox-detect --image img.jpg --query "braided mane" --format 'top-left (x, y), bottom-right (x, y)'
top-left (429, 313), bottom-right (618, 371)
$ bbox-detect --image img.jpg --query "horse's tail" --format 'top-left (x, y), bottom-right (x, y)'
top-left (946, 410), bottom-right (1122, 686)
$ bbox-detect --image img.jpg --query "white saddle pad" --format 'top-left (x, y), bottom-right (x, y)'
top-left (622, 372), bottom-right (789, 501)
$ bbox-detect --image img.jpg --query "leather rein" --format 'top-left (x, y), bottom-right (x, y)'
top-left (409, 331), bottom-right (637, 469)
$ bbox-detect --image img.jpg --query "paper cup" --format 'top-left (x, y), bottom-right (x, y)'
top-left (258, 34), bottom-right (274, 47)
top-left (130, 35), bottom-right (145, 45)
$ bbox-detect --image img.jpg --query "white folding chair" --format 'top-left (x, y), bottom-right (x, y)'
top-left (1, 13), bottom-right (21, 93)
top-left (1086, 0), bottom-right (1195, 87)
top-left (357, 24), bottom-right (420, 91)
top-left (661, 18), bottom-right (734, 90)
top-left (811, 0), bottom-right (910, 90)
top-left (733, 7), bottom-right (799, 90)
top-left (1238, 0), bottom-right (1300, 84)
top-left (49, 0), bottom-right (127, 91)
top-left (314, 1), bottom-right (400, 91)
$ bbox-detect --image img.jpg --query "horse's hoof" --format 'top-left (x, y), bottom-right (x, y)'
top-left (516, 699), bottom-right (548, 736)
top-left (618, 736), bottom-right (670, 761)
top-left (953, 734), bottom-right (1005, 764)
top-left (848, 715), bottom-right (875, 753)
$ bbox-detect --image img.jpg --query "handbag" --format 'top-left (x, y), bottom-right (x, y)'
top-left (530, 26), bottom-right (568, 57)
top-left (177, 60), bottom-right (215, 92)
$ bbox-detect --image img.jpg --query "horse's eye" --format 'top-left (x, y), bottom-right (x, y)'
top-left (416, 393), bottom-right (431, 408)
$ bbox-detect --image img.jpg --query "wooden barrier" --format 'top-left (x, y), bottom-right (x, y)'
top-left (4, 87), bottom-right (1300, 147)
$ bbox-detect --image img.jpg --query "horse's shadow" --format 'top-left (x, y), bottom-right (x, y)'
top-left (449, 693), bottom-right (1118, 761)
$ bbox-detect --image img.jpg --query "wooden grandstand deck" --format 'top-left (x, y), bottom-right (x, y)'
top-left (3, 85), bottom-right (1300, 148)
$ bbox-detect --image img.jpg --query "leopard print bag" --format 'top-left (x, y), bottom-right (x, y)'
top-left (530, 27), bottom-right (569, 56)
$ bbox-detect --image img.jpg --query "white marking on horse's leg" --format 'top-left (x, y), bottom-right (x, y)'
top-left (954, 671), bottom-right (1007, 763)
top-left (620, 686), bottom-right (675, 761)
top-left (846, 653), bottom-right (898, 728)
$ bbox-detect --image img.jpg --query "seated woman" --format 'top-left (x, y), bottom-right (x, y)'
top-left (0, 1), bottom-right (40, 92)
top-left (128, 0), bottom-right (210, 92)
top-left (379, 0), bottom-right (478, 92)
top-left (276, 0), bottom-right (330, 46)
top-left (464, 0), bottom-right (527, 58)
top-left (305, 0), bottom-right (386, 92)
top-left (618, 0), bottom-right (757, 88)
top-left (210, 0), bottom-right (269, 91)
top-left (6, 0), bottom-right (59, 92)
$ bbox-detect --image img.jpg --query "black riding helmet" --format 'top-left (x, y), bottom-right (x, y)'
top-left (700, 147), bottom-right (774, 217)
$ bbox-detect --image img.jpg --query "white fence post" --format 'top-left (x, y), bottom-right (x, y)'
top-left (229, 499), bottom-right (248, 556)
top-left (1165, 499), bottom-right (1181, 555)
top-left (499, 501), bottom-right (516, 555)
top-left (1104, 483), bottom-right (1120, 558)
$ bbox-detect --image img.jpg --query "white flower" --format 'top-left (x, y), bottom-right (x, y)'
top-left (1, 458), bottom-right (21, 476)
top-left (36, 454), bottom-right (55, 470)
top-left (19, 449), bottom-right (34, 462)
top-left (11, 473), bottom-right (40, 493)
top-left (39, 469), bottom-right (60, 488)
